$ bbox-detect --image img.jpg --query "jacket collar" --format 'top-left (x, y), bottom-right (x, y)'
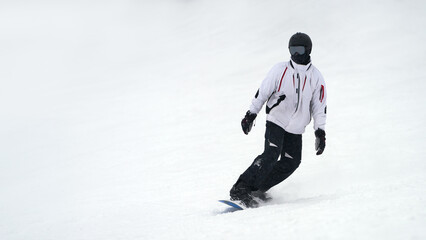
top-left (290, 59), bottom-right (312, 72)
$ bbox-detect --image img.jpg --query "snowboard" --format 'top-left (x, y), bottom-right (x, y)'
top-left (218, 194), bottom-right (272, 212)
top-left (218, 200), bottom-right (246, 211)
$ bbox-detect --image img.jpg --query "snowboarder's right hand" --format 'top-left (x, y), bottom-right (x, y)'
top-left (241, 111), bottom-right (257, 135)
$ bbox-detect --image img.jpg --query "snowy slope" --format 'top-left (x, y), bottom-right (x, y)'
top-left (1, 0), bottom-right (426, 239)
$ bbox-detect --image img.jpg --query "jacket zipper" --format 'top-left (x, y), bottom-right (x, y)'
top-left (295, 73), bottom-right (301, 113)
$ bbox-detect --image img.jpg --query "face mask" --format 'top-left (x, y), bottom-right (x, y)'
top-left (289, 46), bottom-right (310, 65)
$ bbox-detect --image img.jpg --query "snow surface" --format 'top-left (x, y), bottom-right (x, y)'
top-left (1, 0), bottom-right (426, 239)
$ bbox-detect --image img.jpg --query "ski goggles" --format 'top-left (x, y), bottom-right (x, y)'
top-left (289, 46), bottom-right (306, 55)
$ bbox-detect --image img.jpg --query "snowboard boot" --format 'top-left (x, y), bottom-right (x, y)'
top-left (230, 183), bottom-right (259, 208)
top-left (251, 190), bottom-right (272, 202)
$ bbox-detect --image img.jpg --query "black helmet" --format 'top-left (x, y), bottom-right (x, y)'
top-left (288, 32), bottom-right (312, 65)
top-left (288, 32), bottom-right (312, 54)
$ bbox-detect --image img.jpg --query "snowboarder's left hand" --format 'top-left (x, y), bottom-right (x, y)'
top-left (315, 129), bottom-right (326, 155)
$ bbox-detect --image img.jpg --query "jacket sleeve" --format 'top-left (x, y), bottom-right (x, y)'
top-left (249, 64), bottom-right (281, 114)
top-left (310, 70), bottom-right (327, 131)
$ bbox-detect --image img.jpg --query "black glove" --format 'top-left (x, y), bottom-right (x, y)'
top-left (315, 128), bottom-right (326, 155)
top-left (241, 111), bottom-right (257, 135)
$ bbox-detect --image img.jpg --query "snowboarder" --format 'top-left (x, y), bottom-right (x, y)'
top-left (230, 32), bottom-right (327, 207)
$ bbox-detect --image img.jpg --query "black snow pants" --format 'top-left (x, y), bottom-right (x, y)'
top-left (235, 121), bottom-right (302, 192)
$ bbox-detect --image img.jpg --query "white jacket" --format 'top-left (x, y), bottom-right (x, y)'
top-left (249, 60), bottom-right (327, 134)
